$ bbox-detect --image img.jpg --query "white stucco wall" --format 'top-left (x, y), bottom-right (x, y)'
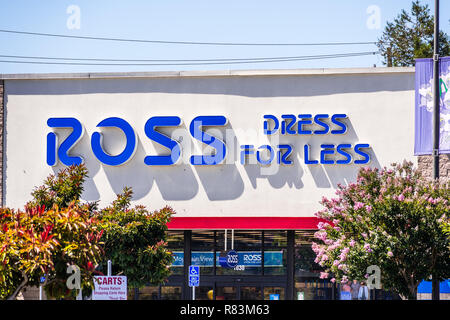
top-left (2, 68), bottom-right (415, 218)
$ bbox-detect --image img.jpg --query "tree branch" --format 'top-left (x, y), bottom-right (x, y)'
top-left (7, 271), bottom-right (28, 300)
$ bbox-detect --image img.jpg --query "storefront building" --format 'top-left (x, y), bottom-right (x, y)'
top-left (0, 67), bottom-right (429, 299)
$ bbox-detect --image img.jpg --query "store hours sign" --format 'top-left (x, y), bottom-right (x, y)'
top-left (46, 114), bottom-right (371, 167)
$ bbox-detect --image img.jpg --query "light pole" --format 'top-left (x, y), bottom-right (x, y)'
top-left (432, 0), bottom-right (440, 301)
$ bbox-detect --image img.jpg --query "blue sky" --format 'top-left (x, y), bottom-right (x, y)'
top-left (0, 0), bottom-right (449, 74)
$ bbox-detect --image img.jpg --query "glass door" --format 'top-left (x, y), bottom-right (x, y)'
top-left (215, 285), bottom-right (237, 300)
top-left (240, 286), bottom-right (262, 300)
top-left (263, 286), bottom-right (285, 300)
top-left (214, 284), bottom-right (284, 300)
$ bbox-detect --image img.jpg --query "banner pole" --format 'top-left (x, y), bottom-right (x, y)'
top-left (432, 0), bottom-right (440, 301)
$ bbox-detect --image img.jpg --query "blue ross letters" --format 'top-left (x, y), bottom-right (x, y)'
top-left (91, 117), bottom-right (137, 166)
top-left (47, 117), bottom-right (84, 166)
top-left (190, 116), bottom-right (228, 165)
top-left (144, 116), bottom-right (182, 166)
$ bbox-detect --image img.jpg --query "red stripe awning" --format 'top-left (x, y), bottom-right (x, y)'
top-left (167, 217), bottom-right (322, 230)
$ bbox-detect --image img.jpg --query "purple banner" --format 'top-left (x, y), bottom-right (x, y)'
top-left (415, 57), bottom-right (450, 155)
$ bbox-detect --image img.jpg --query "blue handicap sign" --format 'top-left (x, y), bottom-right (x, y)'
top-left (189, 265), bottom-right (199, 276)
top-left (188, 265), bottom-right (200, 287)
top-left (189, 276), bottom-right (199, 287)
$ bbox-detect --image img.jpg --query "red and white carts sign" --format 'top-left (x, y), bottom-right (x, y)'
top-left (92, 276), bottom-right (127, 300)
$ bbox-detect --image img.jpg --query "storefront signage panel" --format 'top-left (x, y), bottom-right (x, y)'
top-left (171, 251), bottom-right (283, 267)
top-left (4, 70), bottom-right (416, 217)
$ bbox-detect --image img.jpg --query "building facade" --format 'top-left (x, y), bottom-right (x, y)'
top-left (1, 67), bottom-right (446, 300)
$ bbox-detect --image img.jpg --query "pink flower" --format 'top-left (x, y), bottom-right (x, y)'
top-left (330, 278), bottom-right (336, 283)
top-left (363, 243), bottom-right (372, 252)
top-left (354, 202), bottom-right (364, 210)
top-left (397, 194), bottom-right (405, 202)
top-left (365, 205), bottom-right (372, 213)
top-left (320, 272), bottom-right (329, 279)
top-left (387, 251), bottom-right (394, 257)
top-left (349, 240), bottom-right (356, 247)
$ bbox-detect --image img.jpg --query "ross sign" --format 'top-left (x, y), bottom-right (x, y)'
top-left (188, 265), bottom-right (200, 287)
top-left (92, 276), bottom-right (127, 300)
top-left (219, 250), bottom-right (239, 268)
top-left (415, 56), bottom-right (450, 155)
top-left (46, 114), bottom-right (371, 167)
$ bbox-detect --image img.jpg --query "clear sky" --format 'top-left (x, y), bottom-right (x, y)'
top-left (0, 0), bottom-right (449, 74)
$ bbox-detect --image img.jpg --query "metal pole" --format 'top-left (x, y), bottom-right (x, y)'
top-left (192, 286), bottom-right (195, 301)
top-left (107, 260), bottom-right (112, 276)
top-left (224, 229), bottom-right (227, 251)
top-left (231, 229), bottom-right (234, 250)
top-left (76, 289), bottom-right (82, 300)
top-left (432, 0), bottom-right (440, 301)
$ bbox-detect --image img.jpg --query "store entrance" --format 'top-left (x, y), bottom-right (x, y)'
top-left (215, 284), bottom-right (285, 300)
top-left (195, 279), bottom-right (286, 300)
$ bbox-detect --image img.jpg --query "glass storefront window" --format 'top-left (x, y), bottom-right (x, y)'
top-left (264, 287), bottom-right (285, 300)
top-left (263, 231), bottom-right (287, 275)
top-left (240, 286), bottom-right (262, 300)
top-left (264, 231), bottom-right (287, 247)
top-left (294, 230), bottom-right (323, 275)
top-left (167, 231), bottom-right (184, 275)
top-left (215, 286), bottom-right (237, 300)
top-left (139, 286), bottom-right (159, 300)
top-left (294, 246), bottom-right (320, 276)
top-left (216, 230), bottom-right (261, 251)
top-left (216, 250), bottom-right (262, 275)
top-left (161, 286), bottom-right (182, 300)
top-left (294, 230), bottom-right (334, 300)
top-left (263, 249), bottom-right (287, 275)
top-left (127, 288), bottom-right (137, 300)
top-left (191, 251), bottom-right (214, 275)
top-left (216, 231), bottom-right (263, 275)
top-left (295, 278), bottom-right (333, 300)
top-left (167, 231), bottom-right (184, 248)
top-left (195, 286), bottom-right (214, 300)
top-left (191, 231), bottom-right (215, 250)
top-left (191, 231), bottom-right (215, 275)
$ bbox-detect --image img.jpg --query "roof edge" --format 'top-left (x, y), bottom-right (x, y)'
top-left (0, 66), bottom-right (415, 80)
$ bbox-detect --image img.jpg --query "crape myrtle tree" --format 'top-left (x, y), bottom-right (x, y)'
top-left (444, 219), bottom-right (450, 253)
top-left (312, 161), bottom-right (450, 300)
top-left (1, 164), bottom-right (174, 299)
